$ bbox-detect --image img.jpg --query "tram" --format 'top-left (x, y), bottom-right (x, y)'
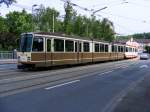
top-left (17, 32), bottom-right (138, 69)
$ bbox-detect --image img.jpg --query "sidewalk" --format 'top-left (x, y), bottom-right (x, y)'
top-left (0, 59), bottom-right (17, 64)
top-left (112, 74), bottom-right (150, 112)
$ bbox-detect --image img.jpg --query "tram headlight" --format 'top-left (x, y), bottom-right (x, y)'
top-left (27, 57), bottom-right (31, 61)
top-left (18, 56), bottom-right (21, 61)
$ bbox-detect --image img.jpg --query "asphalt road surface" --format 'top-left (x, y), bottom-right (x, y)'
top-left (0, 59), bottom-right (149, 112)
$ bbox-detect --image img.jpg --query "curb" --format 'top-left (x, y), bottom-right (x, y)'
top-left (0, 60), bottom-right (17, 65)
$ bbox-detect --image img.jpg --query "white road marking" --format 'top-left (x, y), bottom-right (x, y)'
top-left (120, 65), bottom-right (129, 69)
top-left (140, 65), bottom-right (148, 68)
top-left (98, 70), bottom-right (114, 76)
top-left (45, 80), bottom-right (80, 90)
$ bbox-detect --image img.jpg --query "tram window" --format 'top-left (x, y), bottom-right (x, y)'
top-left (118, 46), bottom-right (120, 52)
top-left (47, 39), bottom-right (51, 52)
top-left (135, 49), bottom-right (137, 52)
top-left (100, 44), bottom-right (104, 52)
top-left (121, 46), bottom-right (123, 52)
top-left (114, 45), bottom-right (117, 52)
top-left (79, 42), bottom-right (82, 52)
top-left (54, 39), bottom-right (64, 52)
top-left (126, 47), bottom-right (128, 52)
top-left (32, 38), bottom-right (43, 52)
top-left (105, 45), bottom-right (108, 52)
top-left (75, 42), bottom-right (77, 52)
top-left (118, 46), bottom-right (121, 52)
top-left (95, 43), bottom-right (100, 52)
top-left (65, 40), bottom-right (74, 52)
top-left (112, 45), bottom-right (114, 52)
top-left (83, 42), bottom-right (90, 52)
top-left (129, 48), bottom-right (132, 52)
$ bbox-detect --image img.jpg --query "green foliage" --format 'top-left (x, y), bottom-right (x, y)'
top-left (132, 33), bottom-right (150, 39)
top-left (119, 32), bottom-right (150, 39)
top-left (0, 10), bottom-right (32, 50)
top-left (145, 45), bottom-right (150, 53)
top-left (33, 5), bottom-right (62, 32)
top-left (0, 16), bottom-right (8, 32)
top-left (0, 3), bottom-right (115, 50)
top-left (64, 1), bottom-right (75, 35)
top-left (6, 9), bottom-right (32, 35)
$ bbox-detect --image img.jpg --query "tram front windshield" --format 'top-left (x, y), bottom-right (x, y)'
top-left (20, 34), bottom-right (33, 52)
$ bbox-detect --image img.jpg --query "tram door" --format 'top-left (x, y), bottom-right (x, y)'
top-left (46, 38), bottom-right (52, 66)
top-left (75, 41), bottom-right (82, 63)
top-left (32, 37), bottom-right (46, 67)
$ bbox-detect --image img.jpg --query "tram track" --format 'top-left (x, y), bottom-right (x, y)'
top-left (0, 65), bottom-right (124, 96)
top-left (0, 60), bottom-right (138, 96)
top-left (0, 60), bottom-right (137, 80)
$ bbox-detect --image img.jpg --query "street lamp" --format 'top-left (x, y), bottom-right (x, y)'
top-left (52, 11), bottom-right (55, 33)
top-left (32, 4), bottom-right (38, 32)
top-left (91, 6), bottom-right (108, 18)
top-left (90, 6), bottom-right (108, 38)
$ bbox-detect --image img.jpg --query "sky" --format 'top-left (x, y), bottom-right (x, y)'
top-left (1, 0), bottom-right (150, 35)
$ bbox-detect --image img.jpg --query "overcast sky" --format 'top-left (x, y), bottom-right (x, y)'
top-left (1, 0), bottom-right (150, 35)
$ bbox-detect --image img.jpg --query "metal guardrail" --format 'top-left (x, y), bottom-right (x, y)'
top-left (0, 51), bottom-right (17, 59)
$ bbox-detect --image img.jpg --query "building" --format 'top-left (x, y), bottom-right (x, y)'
top-left (114, 38), bottom-right (150, 53)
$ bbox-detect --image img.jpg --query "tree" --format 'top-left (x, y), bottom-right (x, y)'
top-left (0, 4), bottom-right (117, 50)
top-left (99, 18), bottom-right (115, 41)
top-left (0, 16), bottom-right (8, 32)
top-left (145, 45), bottom-right (150, 53)
top-left (0, 0), bottom-right (16, 7)
top-left (33, 5), bottom-right (62, 32)
top-left (6, 9), bottom-right (32, 35)
top-left (64, 1), bottom-right (75, 35)
top-left (0, 10), bottom-right (32, 50)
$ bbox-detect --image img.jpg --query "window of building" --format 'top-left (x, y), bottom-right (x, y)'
top-left (47, 39), bottom-right (51, 52)
top-left (105, 44), bottom-right (108, 52)
top-left (95, 43), bottom-right (100, 52)
top-left (83, 42), bottom-right (90, 52)
top-left (32, 37), bottom-right (44, 52)
top-left (100, 44), bottom-right (105, 52)
top-left (65, 40), bottom-right (74, 52)
top-left (54, 39), bottom-right (64, 52)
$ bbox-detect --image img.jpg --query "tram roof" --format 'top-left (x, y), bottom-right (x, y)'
top-left (33, 32), bottom-right (109, 43)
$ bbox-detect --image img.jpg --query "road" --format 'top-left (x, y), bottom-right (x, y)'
top-left (0, 59), bottom-right (149, 112)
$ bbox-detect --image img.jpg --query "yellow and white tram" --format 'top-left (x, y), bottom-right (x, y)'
top-left (17, 32), bottom-right (137, 69)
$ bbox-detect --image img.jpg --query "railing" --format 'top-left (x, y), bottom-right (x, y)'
top-left (0, 51), bottom-right (17, 59)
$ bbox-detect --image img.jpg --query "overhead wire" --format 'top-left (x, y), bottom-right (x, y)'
top-left (127, 1), bottom-right (150, 8)
top-left (9, 0), bottom-right (150, 34)
top-left (88, 0), bottom-right (123, 8)
top-left (99, 11), bottom-right (149, 24)
top-left (12, 3), bottom-right (32, 11)
top-left (60, 0), bottom-right (141, 34)
top-left (96, 14), bottom-right (136, 34)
